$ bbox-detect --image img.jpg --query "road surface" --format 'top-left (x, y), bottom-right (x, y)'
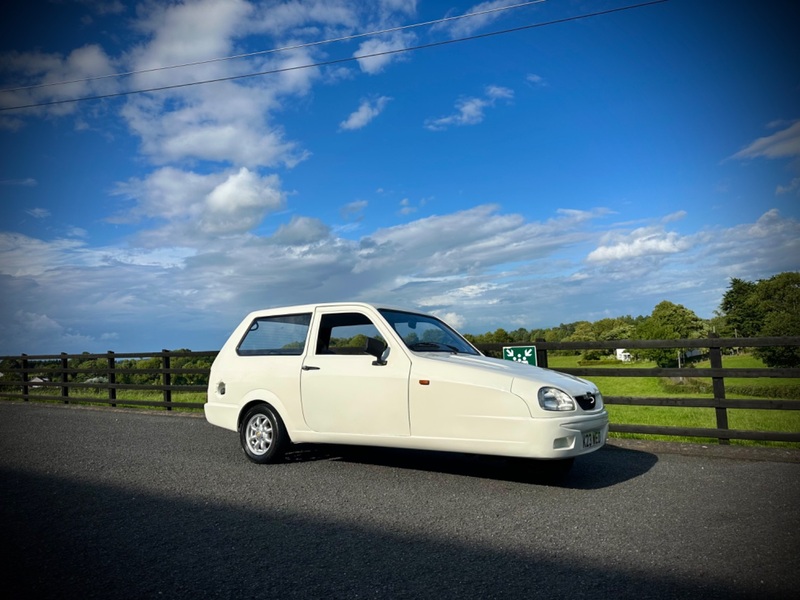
top-left (1, 402), bottom-right (798, 599)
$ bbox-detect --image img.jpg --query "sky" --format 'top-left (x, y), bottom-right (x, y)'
top-left (0, 0), bottom-right (798, 355)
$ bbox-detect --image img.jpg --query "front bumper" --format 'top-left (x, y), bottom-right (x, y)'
top-left (525, 412), bottom-right (609, 459)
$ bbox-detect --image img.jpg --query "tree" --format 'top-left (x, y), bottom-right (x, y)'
top-left (751, 272), bottom-right (800, 367)
top-left (480, 328), bottom-right (512, 344)
top-left (718, 272), bottom-right (800, 367)
top-left (634, 320), bottom-right (681, 367)
top-left (565, 321), bottom-right (595, 342)
top-left (565, 321), bottom-right (602, 361)
top-left (600, 324), bottom-right (635, 341)
top-left (634, 301), bottom-right (704, 367)
top-left (649, 300), bottom-right (705, 339)
top-left (509, 327), bottom-right (530, 342)
top-left (718, 277), bottom-right (762, 337)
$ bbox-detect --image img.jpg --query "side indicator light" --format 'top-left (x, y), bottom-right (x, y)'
top-left (419, 380), bottom-right (430, 386)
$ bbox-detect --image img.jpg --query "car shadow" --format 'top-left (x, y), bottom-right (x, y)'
top-left (2, 464), bottom-right (757, 600)
top-left (283, 443), bottom-right (657, 489)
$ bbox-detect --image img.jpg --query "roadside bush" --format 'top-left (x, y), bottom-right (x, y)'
top-left (725, 384), bottom-right (800, 400)
top-left (577, 358), bottom-right (623, 366)
top-left (661, 377), bottom-right (800, 400)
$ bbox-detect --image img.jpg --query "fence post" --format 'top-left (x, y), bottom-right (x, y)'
top-left (708, 333), bottom-right (729, 445)
top-left (60, 353), bottom-right (69, 404)
top-left (107, 351), bottom-right (117, 407)
top-left (535, 339), bottom-right (548, 368)
top-left (21, 354), bottom-right (29, 401)
top-left (162, 350), bottom-right (172, 410)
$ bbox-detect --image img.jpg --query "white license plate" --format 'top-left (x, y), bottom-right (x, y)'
top-left (582, 431), bottom-right (601, 448)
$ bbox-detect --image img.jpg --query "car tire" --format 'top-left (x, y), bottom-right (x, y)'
top-left (240, 404), bottom-right (288, 464)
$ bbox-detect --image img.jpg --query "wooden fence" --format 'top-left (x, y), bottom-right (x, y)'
top-left (0, 350), bottom-right (212, 411)
top-left (1, 336), bottom-right (799, 444)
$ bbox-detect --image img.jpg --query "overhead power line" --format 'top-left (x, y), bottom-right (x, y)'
top-left (0, 0), bottom-right (669, 113)
top-left (0, 0), bottom-right (548, 94)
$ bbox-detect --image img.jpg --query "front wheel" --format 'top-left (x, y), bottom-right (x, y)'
top-left (240, 405), bottom-right (288, 464)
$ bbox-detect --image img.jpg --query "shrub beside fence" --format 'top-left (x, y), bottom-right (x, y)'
top-left (1, 336), bottom-right (798, 444)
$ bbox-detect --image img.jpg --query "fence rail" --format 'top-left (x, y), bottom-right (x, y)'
top-left (1, 336), bottom-right (799, 444)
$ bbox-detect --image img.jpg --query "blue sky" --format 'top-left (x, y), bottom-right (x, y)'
top-left (1, 0), bottom-right (798, 354)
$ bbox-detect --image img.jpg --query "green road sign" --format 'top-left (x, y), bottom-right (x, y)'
top-left (503, 346), bottom-right (537, 366)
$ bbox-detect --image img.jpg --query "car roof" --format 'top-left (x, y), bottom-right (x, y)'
top-left (245, 302), bottom-right (419, 317)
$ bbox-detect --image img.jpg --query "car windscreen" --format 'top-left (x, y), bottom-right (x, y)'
top-left (378, 309), bottom-right (479, 355)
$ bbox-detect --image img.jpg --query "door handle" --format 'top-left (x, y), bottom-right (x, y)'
top-left (302, 365), bottom-right (320, 371)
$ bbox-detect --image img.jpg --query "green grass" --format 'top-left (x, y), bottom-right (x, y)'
top-left (17, 388), bottom-right (205, 412)
top-left (698, 354), bottom-right (799, 395)
top-left (547, 353), bottom-right (800, 449)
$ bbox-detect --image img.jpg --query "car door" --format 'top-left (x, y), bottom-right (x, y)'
top-left (300, 309), bottom-right (411, 436)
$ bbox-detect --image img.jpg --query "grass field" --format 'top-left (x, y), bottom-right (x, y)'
top-left (548, 353), bottom-right (800, 448)
top-left (18, 388), bottom-right (206, 412)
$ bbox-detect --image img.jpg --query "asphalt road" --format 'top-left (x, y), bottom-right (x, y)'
top-left (1, 402), bottom-right (798, 599)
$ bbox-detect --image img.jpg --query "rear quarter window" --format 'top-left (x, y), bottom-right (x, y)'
top-left (236, 313), bottom-right (312, 356)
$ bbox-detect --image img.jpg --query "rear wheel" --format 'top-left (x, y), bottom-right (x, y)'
top-left (240, 405), bottom-right (288, 464)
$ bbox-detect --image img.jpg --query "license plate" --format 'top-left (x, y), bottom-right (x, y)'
top-left (582, 431), bottom-right (601, 448)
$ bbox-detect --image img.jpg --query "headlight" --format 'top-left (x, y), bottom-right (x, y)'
top-left (538, 387), bottom-right (576, 411)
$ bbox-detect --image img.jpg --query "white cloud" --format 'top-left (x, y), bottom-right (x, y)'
top-left (106, 247), bottom-right (196, 269)
top-left (250, 1), bottom-right (359, 37)
top-left (425, 86), bottom-right (514, 131)
top-left (118, 0), bottom-right (318, 170)
top-left (777, 177), bottom-right (800, 195)
top-left (80, 1), bottom-right (126, 17)
top-left (0, 44), bottom-right (118, 119)
top-left (431, 310), bottom-right (467, 330)
top-left (26, 208), bottom-right (51, 219)
top-left (112, 167), bottom-right (285, 245)
top-left (587, 226), bottom-right (691, 263)
top-left (0, 178), bottom-right (37, 187)
top-left (378, 0), bottom-right (418, 15)
top-left (339, 96), bottom-right (391, 131)
top-left (526, 73), bottom-right (547, 87)
top-left (486, 85), bottom-right (513, 100)
top-left (121, 82), bottom-right (308, 168)
top-left (732, 120), bottom-right (800, 161)
top-left (662, 210), bottom-right (687, 223)
top-left (353, 205), bottom-right (594, 280)
top-left (341, 200), bottom-right (368, 220)
top-left (354, 32), bottom-right (414, 74)
top-left (731, 120), bottom-right (800, 198)
top-left (399, 198), bottom-right (416, 215)
top-left (2, 310), bottom-right (97, 351)
top-left (128, 0), bottom-right (253, 86)
top-left (66, 227), bottom-right (89, 238)
top-left (270, 216), bottom-right (331, 245)
top-left (432, 0), bottom-right (523, 38)
top-left (2, 207), bottom-right (798, 352)
top-left (0, 233), bottom-right (88, 277)
top-left (205, 168), bottom-right (283, 216)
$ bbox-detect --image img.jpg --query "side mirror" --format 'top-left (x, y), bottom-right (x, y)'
top-left (365, 337), bottom-right (388, 365)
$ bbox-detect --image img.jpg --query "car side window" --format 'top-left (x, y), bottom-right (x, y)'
top-left (237, 313), bottom-right (312, 356)
top-left (315, 312), bottom-right (383, 355)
